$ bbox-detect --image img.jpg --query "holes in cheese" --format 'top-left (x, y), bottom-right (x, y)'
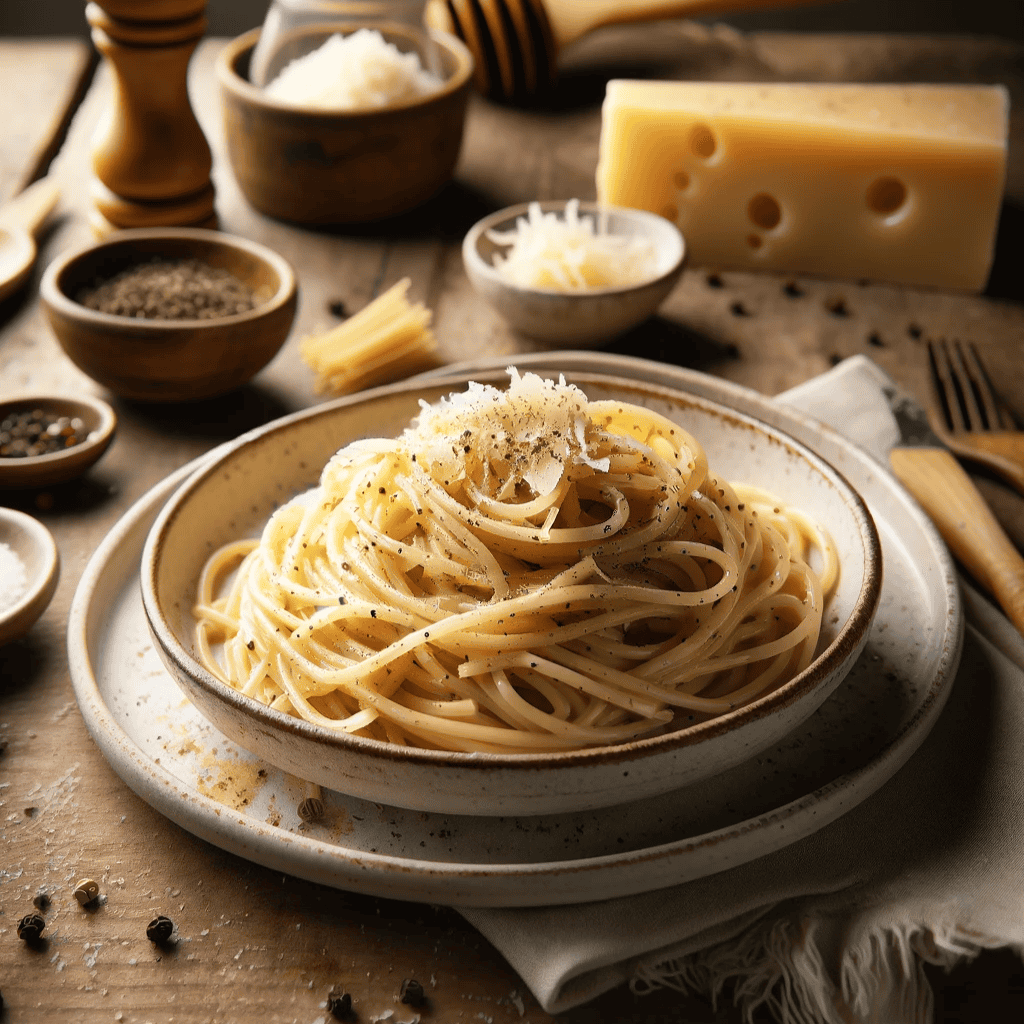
top-left (596, 81), bottom-right (1008, 292)
top-left (866, 176), bottom-right (909, 218)
top-left (689, 123), bottom-right (718, 160)
top-left (748, 193), bottom-right (782, 231)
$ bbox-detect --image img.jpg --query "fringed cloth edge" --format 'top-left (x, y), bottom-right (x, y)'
top-left (631, 913), bottom-right (1023, 1024)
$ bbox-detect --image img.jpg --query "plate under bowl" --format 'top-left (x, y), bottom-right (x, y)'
top-left (141, 370), bottom-right (881, 816)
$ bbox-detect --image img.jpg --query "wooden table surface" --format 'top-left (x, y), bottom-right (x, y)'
top-left (1, 22), bottom-right (1023, 1023)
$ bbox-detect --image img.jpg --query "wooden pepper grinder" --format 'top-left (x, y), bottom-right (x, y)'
top-left (86, 0), bottom-right (217, 234)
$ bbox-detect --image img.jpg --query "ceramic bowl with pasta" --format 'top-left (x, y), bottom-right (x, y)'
top-left (141, 368), bottom-right (881, 816)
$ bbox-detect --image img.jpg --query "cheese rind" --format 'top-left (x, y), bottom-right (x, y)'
top-left (595, 81), bottom-right (1009, 292)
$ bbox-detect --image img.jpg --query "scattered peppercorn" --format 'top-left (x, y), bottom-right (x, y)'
top-left (0, 408), bottom-right (88, 459)
top-left (76, 257), bottom-right (258, 321)
top-left (146, 915), bottom-right (175, 943)
top-left (17, 913), bottom-right (46, 942)
top-left (73, 878), bottom-right (100, 905)
top-left (327, 989), bottom-right (353, 1020)
top-left (328, 299), bottom-right (349, 318)
top-left (32, 891), bottom-right (51, 912)
top-left (399, 978), bottom-right (425, 1007)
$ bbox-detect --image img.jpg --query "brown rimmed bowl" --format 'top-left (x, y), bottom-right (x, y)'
top-left (140, 368), bottom-right (882, 816)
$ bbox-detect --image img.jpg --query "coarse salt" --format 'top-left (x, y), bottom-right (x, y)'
top-left (265, 28), bottom-right (441, 110)
top-left (0, 541), bottom-right (28, 615)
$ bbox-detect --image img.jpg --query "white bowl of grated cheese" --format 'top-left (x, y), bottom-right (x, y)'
top-left (463, 200), bottom-right (686, 346)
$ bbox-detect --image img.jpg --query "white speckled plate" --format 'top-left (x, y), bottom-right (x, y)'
top-left (67, 355), bottom-right (961, 907)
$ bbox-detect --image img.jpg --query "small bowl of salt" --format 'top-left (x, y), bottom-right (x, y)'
top-left (216, 17), bottom-right (474, 224)
top-left (463, 200), bottom-right (687, 347)
top-left (0, 507), bottom-right (59, 647)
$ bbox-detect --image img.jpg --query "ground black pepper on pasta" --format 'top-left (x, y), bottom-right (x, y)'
top-left (193, 371), bottom-right (838, 754)
top-left (77, 257), bottom-right (257, 320)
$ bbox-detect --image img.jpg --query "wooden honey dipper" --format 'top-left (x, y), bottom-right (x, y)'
top-left (425, 0), bottom-right (828, 101)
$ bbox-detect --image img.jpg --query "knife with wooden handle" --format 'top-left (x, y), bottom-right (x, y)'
top-left (884, 383), bottom-right (1024, 636)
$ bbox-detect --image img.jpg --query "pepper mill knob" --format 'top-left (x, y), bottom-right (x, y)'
top-left (86, 0), bottom-right (217, 234)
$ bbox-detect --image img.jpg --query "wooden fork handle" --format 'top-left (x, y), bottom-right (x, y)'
top-left (947, 432), bottom-right (1024, 499)
top-left (890, 446), bottom-right (1024, 636)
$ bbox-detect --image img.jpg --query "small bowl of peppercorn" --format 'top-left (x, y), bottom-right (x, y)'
top-left (0, 393), bottom-right (116, 490)
top-left (40, 227), bottom-right (298, 403)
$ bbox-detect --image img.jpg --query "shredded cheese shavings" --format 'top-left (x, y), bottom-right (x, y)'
top-left (265, 29), bottom-right (441, 110)
top-left (486, 199), bottom-right (658, 291)
top-left (300, 278), bottom-right (440, 395)
top-left (407, 367), bottom-right (609, 495)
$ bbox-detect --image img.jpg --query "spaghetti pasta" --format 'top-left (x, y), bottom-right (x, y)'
top-left (194, 369), bottom-right (838, 753)
top-left (299, 278), bottom-right (440, 395)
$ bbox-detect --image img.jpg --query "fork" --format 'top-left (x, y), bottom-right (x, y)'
top-left (927, 338), bottom-right (1024, 497)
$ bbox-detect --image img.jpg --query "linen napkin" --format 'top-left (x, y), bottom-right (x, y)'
top-left (459, 356), bottom-right (1024, 1023)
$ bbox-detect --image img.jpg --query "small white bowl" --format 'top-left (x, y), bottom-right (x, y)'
top-left (463, 201), bottom-right (686, 346)
top-left (141, 368), bottom-right (881, 817)
top-left (0, 507), bottom-right (59, 646)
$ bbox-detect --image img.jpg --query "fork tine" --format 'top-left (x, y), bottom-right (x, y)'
top-left (959, 340), bottom-right (1015, 430)
top-left (948, 339), bottom-right (989, 430)
top-left (928, 338), bottom-right (967, 433)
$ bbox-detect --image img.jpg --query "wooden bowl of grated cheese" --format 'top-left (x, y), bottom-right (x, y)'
top-left (216, 24), bottom-right (474, 225)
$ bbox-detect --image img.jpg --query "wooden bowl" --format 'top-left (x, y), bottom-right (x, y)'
top-left (463, 201), bottom-right (686, 346)
top-left (216, 25), bottom-right (474, 225)
top-left (0, 507), bottom-right (59, 646)
top-left (39, 228), bottom-right (298, 403)
top-left (0, 393), bottom-right (116, 489)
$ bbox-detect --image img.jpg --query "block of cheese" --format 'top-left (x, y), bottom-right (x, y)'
top-left (595, 81), bottom-right (1009, 292)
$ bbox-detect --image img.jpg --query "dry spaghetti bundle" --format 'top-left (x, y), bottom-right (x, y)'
top-left (194, 370), bottom-right (837, 753)
top-left (300, 278), bottom-right (440, 395)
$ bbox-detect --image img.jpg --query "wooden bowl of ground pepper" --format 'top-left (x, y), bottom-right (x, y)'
top-left (40, 228), bottom-right (298, 402)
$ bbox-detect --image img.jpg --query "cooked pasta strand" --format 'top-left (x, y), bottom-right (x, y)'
top-left (193, 370), bottom-right (837, 752)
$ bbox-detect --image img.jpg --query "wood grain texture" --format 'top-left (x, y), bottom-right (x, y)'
top-left (1, 27), bottom-right (1023, 1023)
top-left (0, 39), bottom-right (94, 203)
top-left (890, 445), bottom-right (1024, 633)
